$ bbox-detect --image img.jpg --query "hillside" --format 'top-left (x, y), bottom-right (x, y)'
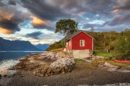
top-left (47, 29), bottom-right (130, 59)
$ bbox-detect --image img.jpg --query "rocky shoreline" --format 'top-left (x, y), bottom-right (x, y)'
top-left (1, 51), bottom-right (130, 86)
top-left (15, 51), bottom-right (75, 77)
top-left (1, 51), bottom-right (130, 78)
top-left (0, 51), bottom-right (75, 77)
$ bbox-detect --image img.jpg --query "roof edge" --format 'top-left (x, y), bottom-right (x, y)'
top-left (71, 31), bottom-right (93, 39)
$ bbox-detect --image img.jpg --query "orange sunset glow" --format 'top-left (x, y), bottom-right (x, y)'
top-left (32, 16), bottom-right (47, 27)
top-left (0, 27), bottom-right (12, 34)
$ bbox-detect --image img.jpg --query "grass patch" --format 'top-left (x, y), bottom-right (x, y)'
top-left (94, 51), bottom-right (113, 60)
top-left (96, 52), bottom-right (113, 57)
top-left (75, 59), bottom-right (85, 64)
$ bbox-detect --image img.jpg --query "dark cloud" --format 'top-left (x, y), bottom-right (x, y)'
top-left (0, 7), bottom-right (20, 34)
top-left (95, 24), bottom-right (130, 32)
top-left (0, 0), bottom-right (31, 34)
top-left (107, 15), bottom-right (130, 26)
top-left (0, 1), bottom-right (5, 6)
top-left (104, 0), bottom-right (130, 27)
top-left (114, 0), bottom-right (130, 11)
top-left (43, 0), bottom-right (115, 16)
top-left (0, 19), bottom-right (20, 32)
top-left (21, 0), bottom-right (69, 21)
top-left (83, 23), bottom-right (104, 29)
top-left (26, 32), bottom-right (43, 39)
top-left (9, 0), bottom-right (17, 5)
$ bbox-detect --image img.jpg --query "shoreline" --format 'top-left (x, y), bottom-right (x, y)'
top-left (1, 65), bottom-right (130, 86)
top-left (1, 51), bottom-right (130, 86)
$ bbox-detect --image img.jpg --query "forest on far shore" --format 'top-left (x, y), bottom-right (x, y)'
top-left (47, 29), bottom-right (130, 60)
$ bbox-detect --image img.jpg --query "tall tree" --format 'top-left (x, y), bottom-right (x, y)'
top-left (55, 19), bottom-right (78, 35)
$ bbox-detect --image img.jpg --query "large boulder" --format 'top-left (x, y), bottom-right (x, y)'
top-left (14, 51), bottom-right (75, 77)
top-left (33, 64), bottom-right (50, 77)
top-left (32, 58), bottom-right (75, 77)
top-left (50, 58), bottom-right (75, 74)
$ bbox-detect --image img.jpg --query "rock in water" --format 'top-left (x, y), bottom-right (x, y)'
top-left (50, 58), bottom-right (75, 74)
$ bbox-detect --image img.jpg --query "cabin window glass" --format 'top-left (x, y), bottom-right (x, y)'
top-left (80, 40), bottom-right (85, 47)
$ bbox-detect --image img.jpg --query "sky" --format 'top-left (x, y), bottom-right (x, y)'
top-left (0, 0), bottom-right (130, 45)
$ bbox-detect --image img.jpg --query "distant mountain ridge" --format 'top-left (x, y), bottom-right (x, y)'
top-left (35, 44), bottom-right (49, 51)
top-left (0, 37), bottom-right (40, 51)
top-left (0, 37), bottom-right (49, 60)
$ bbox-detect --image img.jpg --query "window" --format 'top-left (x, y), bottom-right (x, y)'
top-left (80, 40), bottom-right (85, 47)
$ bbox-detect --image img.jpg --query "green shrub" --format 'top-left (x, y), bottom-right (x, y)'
top-left (47, 40), bottom-right (65, 51)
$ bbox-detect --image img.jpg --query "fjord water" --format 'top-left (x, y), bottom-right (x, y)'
top-left (0, 51), bottom-right (43, 70)
top-left (0, 51), bottom-right (43, 60)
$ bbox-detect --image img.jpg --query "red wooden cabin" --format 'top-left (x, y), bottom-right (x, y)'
top-left (64, 31), bottom-right (93, 59)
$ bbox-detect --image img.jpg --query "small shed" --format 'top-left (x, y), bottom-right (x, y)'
top-left (64, 31), bottom-right (93, 59)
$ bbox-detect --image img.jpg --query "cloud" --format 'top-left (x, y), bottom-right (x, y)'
top-left (0, 0), bottom-right (122, 33)
top-left (104, 0), bottom-right (130, 28)
top-left (20, 0), bottom-right (120, 32)
top-left (107, 15), bottom-right (130, 26)
top-left (0, 0), bottom-right (55, 33)
top-left (0, 0), bottom-right (31, 34)
top-left (0, 27), bottom-right (13, 34)
top-left (21, 0), bottom-right (69, 21)
top-left (44, 0), bottom-right (114, 16)
top-left (0, 19), bottom-right (20, 34)
top-left (26, 32), bottom-right (43, 39)
top-left (8, 0), bottom-right (17, 5)
top-left (114, 0), bottom-right (130, 11)
top-left (31, 16), bottom-right (49, 28)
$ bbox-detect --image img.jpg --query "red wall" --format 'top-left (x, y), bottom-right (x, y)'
top-left (71, 32), bottom-right (93, 50)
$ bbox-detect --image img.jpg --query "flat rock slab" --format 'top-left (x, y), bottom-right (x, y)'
top-left (117, 69), bottom-right (130, 73)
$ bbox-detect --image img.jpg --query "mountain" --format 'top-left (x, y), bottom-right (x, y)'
top-left (0, 37), bottom-right (41, 60)
top-left (35, 44), bottom-right (49, 51)
top-left (0, 37), bottom-right (40, 51)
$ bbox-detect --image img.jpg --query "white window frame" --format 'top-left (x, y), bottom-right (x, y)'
top-left (80, 40), bottom-right (85, 47)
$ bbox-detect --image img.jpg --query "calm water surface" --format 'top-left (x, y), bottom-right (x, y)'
top-left (0, 51), bottom-right (43, 61)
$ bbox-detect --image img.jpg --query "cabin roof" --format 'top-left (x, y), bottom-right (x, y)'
top-left (65, 30), bottom-right (93, 42)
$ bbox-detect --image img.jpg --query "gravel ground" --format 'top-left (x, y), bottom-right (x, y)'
top-left (1, 62), bottom-right (130, 86)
